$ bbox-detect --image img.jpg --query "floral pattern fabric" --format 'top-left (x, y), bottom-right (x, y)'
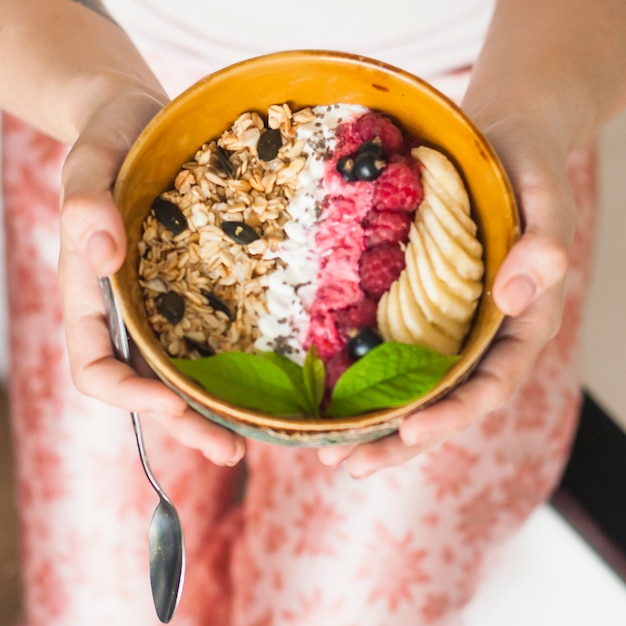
top-left (1, 93), bottom-right (596, 625)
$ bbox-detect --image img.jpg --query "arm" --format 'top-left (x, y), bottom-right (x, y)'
top-left (0, 0), bottom-right (245, 465)
top-left (318, 0), bottom-right (626, 476)
top-left (0, 0), bottom-right (166, 142)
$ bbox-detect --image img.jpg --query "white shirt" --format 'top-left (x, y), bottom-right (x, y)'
top-left (105, 0), bottom-right (495, 98)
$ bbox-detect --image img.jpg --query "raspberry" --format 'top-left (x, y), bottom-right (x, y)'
top-left (324, 348), bottom-right (354, 395)
top-left (359, 243), bottom-right (406, 300)
top-left (307, 310), bottom-right (345, 362)
top-left (334, 298), bottom-right (378, 335)
top-left (372, 160), bottom-right (423, 212)
top-left (362, 209), bottom-right (411, 247)
top-left (353, 113), bottom-right (404, 155)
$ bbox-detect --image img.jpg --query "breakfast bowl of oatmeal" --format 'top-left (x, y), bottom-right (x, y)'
top-left (111, 50), bottom-right (520, 446)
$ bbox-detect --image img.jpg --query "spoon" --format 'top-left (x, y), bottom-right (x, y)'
top-left (98, 277), bottom-right (186, 623)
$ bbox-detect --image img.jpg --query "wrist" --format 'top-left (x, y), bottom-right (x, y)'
top-left (68, 71), bottom-right (168, 143)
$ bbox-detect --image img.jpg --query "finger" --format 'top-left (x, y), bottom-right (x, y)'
top-left (343, 435), bottom-right (429, 479)
top-left (494, 173), bottom-right (575, 317)
top-left (494, 229), bottom-right (569, 317)
top-left (59, 244), bottom-right (247, 462)
top-left (318, 444), bottom-right (357, 468)
top-left (59, 243), bottom-right (186, 414)
top-left (60, 142), bottom-right (128, 277)
top-left (147, 407), bottom-right (246, 466)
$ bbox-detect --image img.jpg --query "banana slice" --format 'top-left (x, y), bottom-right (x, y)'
top-left (417, 212), bottom-right (483, 282)
top-left (403, 237), bottom-right (468, 341)
top-left (421, 176), bottom-right (478, 240)
top-left (412, 145), bottom-right (471, 213)
top-left (377, 278), bottom-right (460, 355)
top-left (408, 224), bottom-right (477, 323)
top-left (395, 272), bottom-right (461, 355)
top-left (379, 281), bottom-right (416, 345)
top-left (420, 192), bottom-right (483, 260)
top-left (415, 218), bottom-right (483, 292)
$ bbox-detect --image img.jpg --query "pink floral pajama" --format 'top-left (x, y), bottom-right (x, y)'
top-left (1, 101), bottom-right (597, 624)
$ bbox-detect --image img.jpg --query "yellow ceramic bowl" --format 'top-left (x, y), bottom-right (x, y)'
top-left (112, 50), bottom-right (520, 447)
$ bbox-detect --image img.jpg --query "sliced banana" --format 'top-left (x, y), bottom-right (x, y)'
top-left (395, 272), bottom-right (461, 355)
top-left (422, 176), bottom-right (478, 239)
top-left (412, 146), bottom-right (470, 211)
top-left (403, 240), bottom-right (468, 341)
top-left (377, 279), bottom-right (460, 355)
top-left (408, 224), bottom-right (477, 323)
top-left (415, 218), bottom-right (483, 291)
top-left (376, 146), bottom-right (484, 355)
top-left (421, 193), bottom-right (483, 260)
top-left (380, 281), bottom-right (416, 345)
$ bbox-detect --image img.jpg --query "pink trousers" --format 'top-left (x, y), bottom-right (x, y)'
top-left (1, 109), bottom-right (596, 625)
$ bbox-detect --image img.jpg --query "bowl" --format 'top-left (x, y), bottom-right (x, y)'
top-left (112, 50), bottom-right (520, 447)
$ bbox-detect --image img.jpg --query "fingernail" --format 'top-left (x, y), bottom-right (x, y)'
top-left (204, 448), bottom-right (238, 467)
top-left (500, 275), bottom-right (536, 316)
top-left (400, 426), bottom-right (419, 447)
top-left (350, 463), bottom-right (375, 480)
top-left (318, 446), bottom-right (351, 468)
top-left (85, 231), bottom-right (116, 274)
top-left (221, 440), bottom-right (245, 467)
top-left (400, 421), bottom-right (436, 448)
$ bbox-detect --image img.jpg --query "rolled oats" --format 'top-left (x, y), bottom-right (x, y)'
top-left (139, 105), bottom-right (318, 360)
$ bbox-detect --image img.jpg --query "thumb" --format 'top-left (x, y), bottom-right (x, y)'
top-left (60, 140), bottom-right (128, 277)
top-left (493, 230), bottom-right (569, 317)
top-left (492, 175), bottom-right (575, 317)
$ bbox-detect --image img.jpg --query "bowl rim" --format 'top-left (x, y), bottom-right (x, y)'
top-left (112, 49), bottom-right (520, 435)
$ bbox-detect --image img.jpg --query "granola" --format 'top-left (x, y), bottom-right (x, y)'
top-left (138, 104), bottom-right (319, 359)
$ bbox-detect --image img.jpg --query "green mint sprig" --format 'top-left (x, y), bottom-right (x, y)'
top-left (172, 342), bottom-right (458, 418)
top-left (326, 342), bottom-right (459, 417)
top-left (172, 347), bottom-right (325, 418)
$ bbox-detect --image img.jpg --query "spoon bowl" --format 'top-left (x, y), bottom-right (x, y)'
top-left (149, 496), bottom-right (185, 622)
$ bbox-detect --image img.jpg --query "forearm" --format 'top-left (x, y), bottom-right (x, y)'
top-left (0, 0), bottom-right (167, 143)
top-left (464, 0), bottom-right (626, 156)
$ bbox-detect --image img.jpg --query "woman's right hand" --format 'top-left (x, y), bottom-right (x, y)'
top-left (58, 86), bottom-right (246, 466)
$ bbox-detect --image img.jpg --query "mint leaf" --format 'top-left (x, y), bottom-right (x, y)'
top-left (302, 346), bottom-right (325, 418)
top-left (172, 352), bottom-right (306, 417)
top-left (257, 351), bottom-right (312, 415)
top-left (326, 342), bottom-right (459, 418)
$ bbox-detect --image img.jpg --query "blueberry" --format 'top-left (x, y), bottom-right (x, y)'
top-left (347, 327), bottom-right (384, 360)
top-left (353, 152), bottom-right (386, 181)
top-left (357, 138), bottom-right (384, 159)
top-left (336, 156), bottom-right (357, 181)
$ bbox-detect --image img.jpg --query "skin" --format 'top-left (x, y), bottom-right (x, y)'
top-left (2, 0), bottom-right (626, 474)
top-left (70, 0), bottom-right (117, 23)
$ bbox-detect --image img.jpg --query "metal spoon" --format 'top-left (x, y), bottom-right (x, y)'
top-left (98, 277), bottom-right (185, 623)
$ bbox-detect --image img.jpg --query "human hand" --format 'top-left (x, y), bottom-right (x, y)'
top-left (58, 87), bottom-right (246, 466)
top-left (318, 110), bottom-right (576, 478)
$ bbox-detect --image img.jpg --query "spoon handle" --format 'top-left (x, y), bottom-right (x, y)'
top-left (97, 277), bottom-right (171, 502)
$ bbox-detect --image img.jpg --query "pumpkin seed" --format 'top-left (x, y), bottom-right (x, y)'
top-left (221, 221), bottom-right (260, 245)
top-left (152, 197), bottom-right (187, 235)
top-left (184, 336), bottom-right (215, 357)
top-left (157, 290), bottom-right (185, 324)
top-left (201, 289), bottom-right (235, 321)
top-left (216, 145), bottom-right (235, 178)
top-left (257, 128), bottom-right (282, 161)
